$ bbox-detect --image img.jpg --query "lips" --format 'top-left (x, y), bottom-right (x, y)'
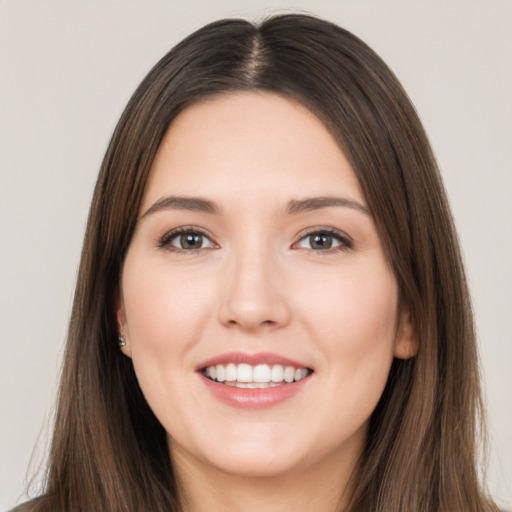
top-left (196, 352), bottom-right (313, 409)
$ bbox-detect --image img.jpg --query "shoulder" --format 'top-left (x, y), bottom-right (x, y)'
top-left (9, 505), bottom-right (30, 512)
top-left (9, 503), bottom-right (34, 512)
top-left (8, 497), bottom-right (46, 512)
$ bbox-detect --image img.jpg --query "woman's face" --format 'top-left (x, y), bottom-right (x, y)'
top-left (118, 92), bottom-right (415, 479)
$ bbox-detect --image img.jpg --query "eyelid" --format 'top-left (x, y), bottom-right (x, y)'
top-left (156, 225), bottom-right (352, 254)
top-left (157, 225), bottom-right (219, 252)
top-left (291, 227), bottom-right (354, 252)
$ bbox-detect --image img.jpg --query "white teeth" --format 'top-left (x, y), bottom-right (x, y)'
top-left (237, 363), bottom-right (253, 382)
top-left (271, 364), bottom-right (284, 382)
top-left (225, 363), bottom-right (237, 382)
top-left (253, 364), bottom-right (271, 383)
top-left (216, 365), bottom-right (225, 382)
top-left (224, 381), bottom-right (282, 389)
top-left (284, 366), bottom-right (295, 383)
top-left (204, 363), bottom-right (310, 385)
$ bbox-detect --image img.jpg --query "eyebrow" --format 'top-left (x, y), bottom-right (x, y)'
top-left (286, 196), bottom-right (369, 215)
top-left (141, 196), bottom-right (221, 218)
top-left (141, 194), bottom-right (369, 219)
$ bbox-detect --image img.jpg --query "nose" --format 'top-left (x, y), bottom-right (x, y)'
top-left (217, 245), bottom-right (291, 332)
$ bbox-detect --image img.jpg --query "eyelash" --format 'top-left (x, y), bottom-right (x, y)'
top-left (158, 226), bottom-right (217, 253)
top-left (157, 227), bottom-right (353, 254)
top-left (292, 228), bottom-right (353, 254)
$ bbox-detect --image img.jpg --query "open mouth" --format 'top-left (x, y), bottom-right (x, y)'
top-left (201, 363), bottom-right (313, 389)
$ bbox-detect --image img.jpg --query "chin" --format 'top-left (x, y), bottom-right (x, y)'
top-left (169, 430), bottom-right (306, 479)
top-left (206, 449), bottom-right (301, 478)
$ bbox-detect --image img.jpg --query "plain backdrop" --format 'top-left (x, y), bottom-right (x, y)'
top-left (1, 1), bottom-right (511, 510)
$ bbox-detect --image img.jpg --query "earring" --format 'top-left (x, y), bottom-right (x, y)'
top-left (118, 335), bottom-right (126, 349)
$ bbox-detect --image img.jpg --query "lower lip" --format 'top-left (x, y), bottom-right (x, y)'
top-left (199, 373), bottom-right (311, 409)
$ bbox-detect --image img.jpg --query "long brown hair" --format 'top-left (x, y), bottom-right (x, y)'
top-left (20, 14), bottom-right (498, 512)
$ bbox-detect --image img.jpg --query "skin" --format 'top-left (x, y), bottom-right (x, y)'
top-left (117, 92), bottom-right (416, 512)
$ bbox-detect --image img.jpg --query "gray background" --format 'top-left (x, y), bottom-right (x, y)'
top-left (1, 1), bottom-right (510, 510)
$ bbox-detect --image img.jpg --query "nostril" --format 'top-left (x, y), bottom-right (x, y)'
top-left (225, 317), bottom-right (279, 330)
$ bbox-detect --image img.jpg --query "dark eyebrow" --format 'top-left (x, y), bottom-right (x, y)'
top-left (286, 196), bottom-right (369, 215)
top-left (141, 195), bottom-right (368, 219)
top-left (141, 196), bottom-right (221, 218)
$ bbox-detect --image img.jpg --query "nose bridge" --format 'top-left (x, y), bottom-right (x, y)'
top-left (219, 231), bottom-right (290, 330)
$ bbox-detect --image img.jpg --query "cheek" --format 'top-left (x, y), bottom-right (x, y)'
top-left (294, 259), bottom-right (398, 365)
top-left (121, 258), bottom-right (216, 364)
top-left (120, 256), bottom-right (221, 425)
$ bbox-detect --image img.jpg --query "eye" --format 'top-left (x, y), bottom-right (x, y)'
top-left (293, 229), bottom-right (352, 252)
top-left (159, 228), bottom-right (217, 252)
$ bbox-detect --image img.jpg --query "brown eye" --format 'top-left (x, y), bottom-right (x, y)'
top-left (310, 234), bottom-right (334, 250)
top-left (294, 229), bottom-right (352, 252)
top-left (159, 228), bottom-right (216, 252)
top-left (177, 233), bottom-right (205, 250)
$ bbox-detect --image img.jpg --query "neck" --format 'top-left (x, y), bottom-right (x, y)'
top-left (171, 443), bottom-right (361, 512)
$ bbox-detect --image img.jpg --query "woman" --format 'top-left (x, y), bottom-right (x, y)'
top-left (15, 13), bottom-right (499, 512)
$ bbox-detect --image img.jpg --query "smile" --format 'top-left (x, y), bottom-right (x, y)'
top-left (202, 363), bottom-right (311, 388)
top-left (197, 352), bottom-right (314, 409)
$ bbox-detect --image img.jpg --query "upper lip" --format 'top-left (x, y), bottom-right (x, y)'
top-left (195, 352), bottom-right (312, 371)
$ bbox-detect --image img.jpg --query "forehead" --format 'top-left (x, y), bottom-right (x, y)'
top-left (142, 92), bottom-right (364, 209)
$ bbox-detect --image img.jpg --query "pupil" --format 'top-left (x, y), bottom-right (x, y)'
top-left (311, 234), bottom-right (332, 249)
top-left (181, 234), bottom-right (202, 249)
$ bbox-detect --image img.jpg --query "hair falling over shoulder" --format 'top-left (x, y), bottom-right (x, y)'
top-left (16, 13), bottom-right (500, 512)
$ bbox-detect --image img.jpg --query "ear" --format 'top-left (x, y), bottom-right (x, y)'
top-left (116, 290), bottom-right (132, 358)
top-left (394, 303), bottom-right (418, 359)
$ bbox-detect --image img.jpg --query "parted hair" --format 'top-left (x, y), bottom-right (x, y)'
top-left (17, 13), bottom-right (498, 512)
